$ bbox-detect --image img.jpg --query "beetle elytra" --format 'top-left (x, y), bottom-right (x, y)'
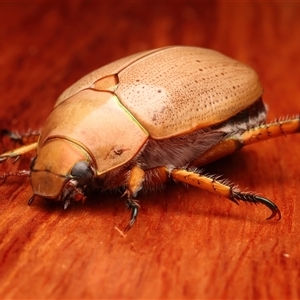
top-left (1, 46), bottom-right (299, 233)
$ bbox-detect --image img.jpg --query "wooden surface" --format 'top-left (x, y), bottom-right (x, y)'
top-left (1, 2), bottom-right (300, 299)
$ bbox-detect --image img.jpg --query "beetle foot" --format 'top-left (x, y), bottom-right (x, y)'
top-left (231, 192), bottom-right (281, 220)
top-left (123, 197), bottom-right (140, 233)
top-left (266, 206), bottom-right (281, 220)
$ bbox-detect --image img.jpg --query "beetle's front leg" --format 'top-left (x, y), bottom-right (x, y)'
top-left (121, 166), bottom-right (145, 234)
top-left (123, 197), bottom-right (140, 234)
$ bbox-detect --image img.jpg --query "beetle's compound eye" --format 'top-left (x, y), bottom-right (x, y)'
top-left (70, 161), bottom-right (93, 186)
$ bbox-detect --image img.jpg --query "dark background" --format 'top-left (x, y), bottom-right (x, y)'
top-left (0, 1), bottom-right (300, 299)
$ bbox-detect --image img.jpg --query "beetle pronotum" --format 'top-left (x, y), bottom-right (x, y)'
top-left (1, 46), bottom-right (299, 233)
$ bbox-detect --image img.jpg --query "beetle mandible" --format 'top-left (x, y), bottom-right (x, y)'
top-left (1, 46), bottom-right (299, 233)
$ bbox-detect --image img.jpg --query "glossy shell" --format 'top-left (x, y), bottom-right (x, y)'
top-left (58, 46), bottom-right (262, 137)
top-left (39, 46), bottom-right (262, 175)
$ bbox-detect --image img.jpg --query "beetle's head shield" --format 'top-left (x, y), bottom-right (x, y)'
top-left (30, 137), bottom-right (96, 206)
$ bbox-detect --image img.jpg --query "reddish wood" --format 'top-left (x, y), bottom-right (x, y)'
top-left (0, 2), bottom-right (300, 299)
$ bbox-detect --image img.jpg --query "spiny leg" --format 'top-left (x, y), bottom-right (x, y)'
top-left (0, 142), bottom-right (38, 162)
top-left (170, 168), bottom-right (281, 220)
top-left (117, 163), bottom-right (280, 235)
top-left (242, 116), bottom-right (300, 146)
top-left (122, 197), bottom-right (140, 234)
top-left (192, 116), bottom-right (300, 167)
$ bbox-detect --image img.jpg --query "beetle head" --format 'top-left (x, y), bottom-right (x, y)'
top-left (30, 136), bottom-right (96, 208)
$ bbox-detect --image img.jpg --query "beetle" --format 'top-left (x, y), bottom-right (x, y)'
top-left (0, 46), bottom-right (299, 233)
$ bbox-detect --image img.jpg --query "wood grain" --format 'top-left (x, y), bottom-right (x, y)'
top-left (0, 2), bottom-right (300, 299)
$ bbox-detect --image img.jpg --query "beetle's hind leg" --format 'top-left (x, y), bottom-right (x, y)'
top-left (170, 167), bottom-right (281, 220)
top-left (192, 116), bottom-right (300, 166)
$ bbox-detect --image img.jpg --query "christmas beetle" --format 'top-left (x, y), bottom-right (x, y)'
top-left (1, 46), bottom-right (299, 234)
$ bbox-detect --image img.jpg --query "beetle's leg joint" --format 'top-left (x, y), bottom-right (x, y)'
top-left (211, 177), bottom-right (219, 192)
top-left (126, 197), bottom-right (140, 210)
top-left (278, 121), bottom-right (287, 136)
top-left (229, 187), bottom-right (239, 205)
top-left (265, 124), bottom-right (272, 137)
top-left (165, 164), bottom-right (175, 178)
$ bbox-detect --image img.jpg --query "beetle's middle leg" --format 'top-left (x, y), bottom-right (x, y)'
top-left (122, 164), bottom-right (280, 234)
top-left (169, 167), bottom-right (280, 220)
